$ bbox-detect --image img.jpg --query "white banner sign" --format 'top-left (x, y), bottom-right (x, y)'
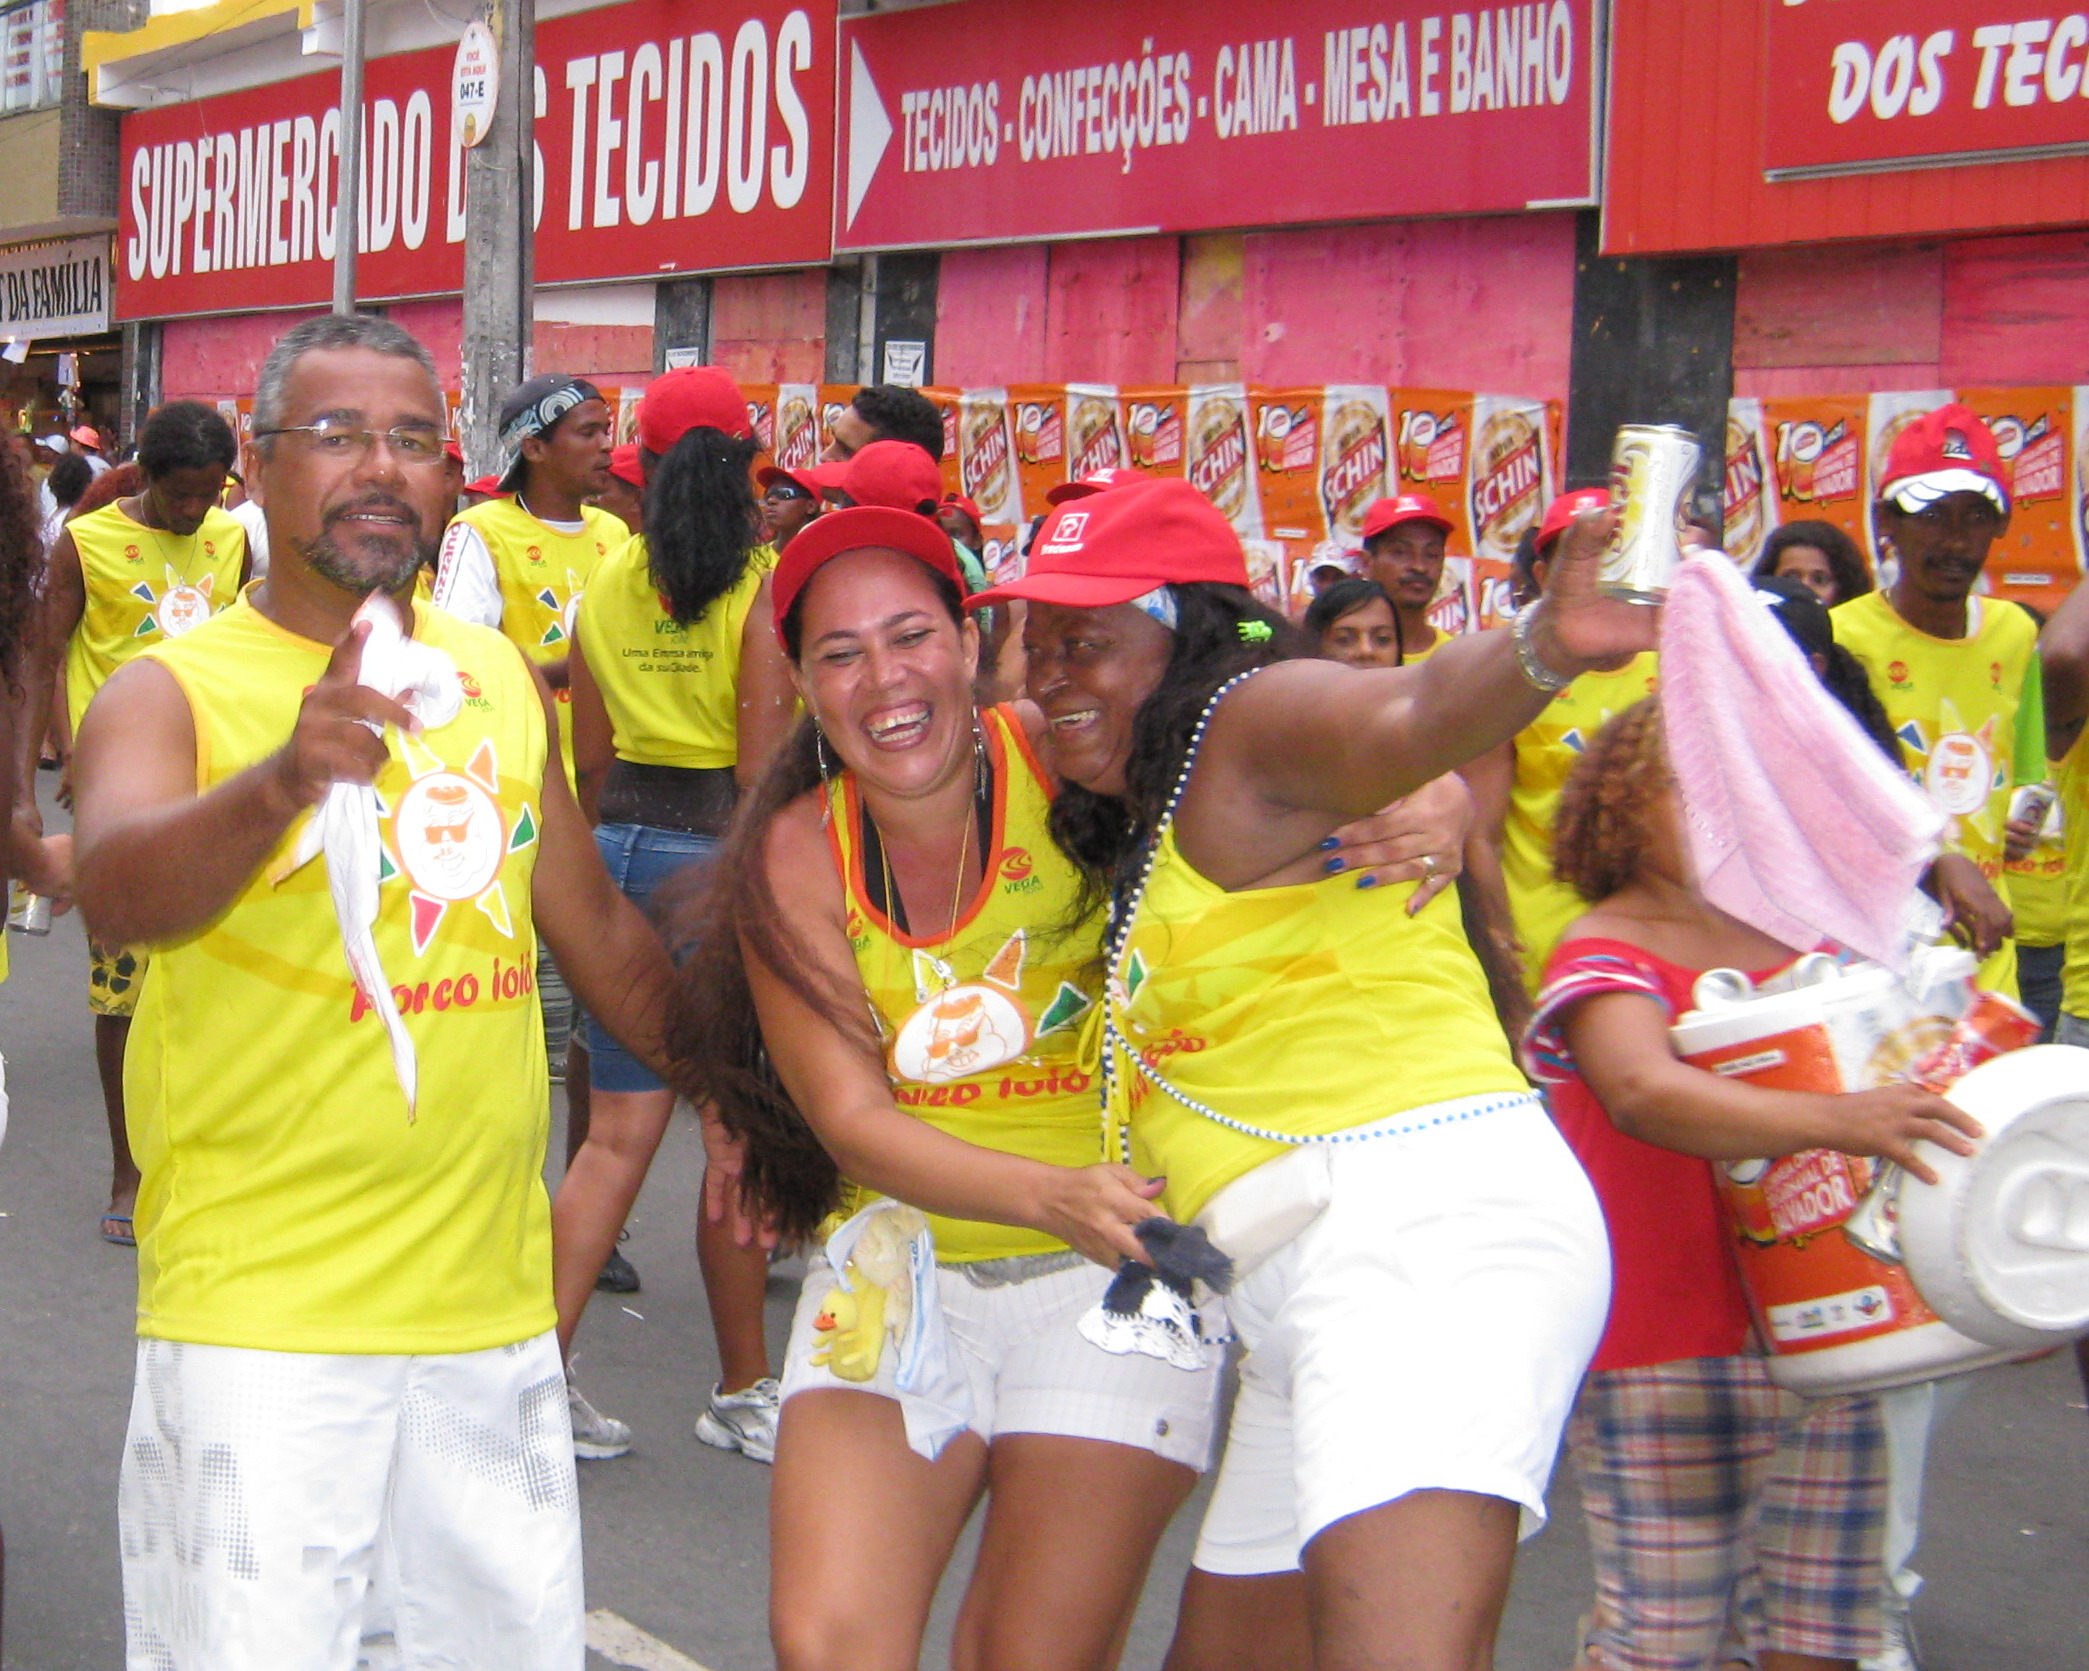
top-left (0, 236), bottom-right (112, 340)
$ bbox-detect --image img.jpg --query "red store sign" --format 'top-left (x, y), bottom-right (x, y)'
top-left (117, 0), bottom-right (834, 320)
top-left (1765, 2), bottom-right (2089, 180)
top-left (835, 0), bottom-right (1596, 251)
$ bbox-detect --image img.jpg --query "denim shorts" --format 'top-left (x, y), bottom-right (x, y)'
top-left (585, 822), bottom-right (717, 1093)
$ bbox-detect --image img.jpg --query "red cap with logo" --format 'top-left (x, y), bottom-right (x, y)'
top-left (1360, 493), bottom-right (1452, 542)
top-left (770, 506), bottom-right (967, 646)
top-left (837, 439), bottom-right (945, 513)
top-left (1877, 403), bottom-right (2009, 514)
top-left (972, 478), bottom-right (1249, 610)
top-left (637, 366), bottom-right (752, 455)
top-left (1536, 487), bottom-right (1611, 555)
top-left (1045, 465), bottom-right (1151, 506)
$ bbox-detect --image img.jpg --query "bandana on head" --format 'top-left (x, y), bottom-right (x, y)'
top-left (1129, 586), bottom-right (1179, 631)
top-left (498, 377), bottom-right (600, 486)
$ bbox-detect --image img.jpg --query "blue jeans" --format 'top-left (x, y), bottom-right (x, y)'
top-left (2016, 941), bottom-right (2064, 1041)
top-left (586, 822), bottom-right (717, 1093)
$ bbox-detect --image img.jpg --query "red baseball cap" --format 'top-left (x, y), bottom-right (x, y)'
top-left (637, 366), bottom-right (751, 455)
top-left (1045, 465), bottom-right (1150, 506)
top-left (70, 425), bottom-right (102, 450)
top-left (1535, 487), bottom-right (1611, 555)
top-left (607, 443), bottom-right (644, 489)
top-left (463, 474), bottom-right (505, 496)
top-left (771, 506), bottom-right (967, 647)
top-left (972, 478), bottom-right (1248, 610)
top-left (1360, 493), bottom-right (1452, 542)
top-left (940, 492), bottom-right (984, 525)
top-left (443, 440), bottom-right (465, 467)
top-left (1877, 403), bottom-right (2009, 514)
top-left (836, 439), bottom-right (944, 513)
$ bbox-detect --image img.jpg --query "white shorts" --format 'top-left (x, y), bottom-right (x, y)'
top-left (1192, 1096), bottom-right (1611, 1576)
top-left (120, 1330), bottom-right (582, 1671)
top-left (781, 1250), bottom-right (1221, 1471)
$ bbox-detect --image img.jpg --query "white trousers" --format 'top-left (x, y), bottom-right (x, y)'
top-left (120, 1331), bottom-right (583, 1671)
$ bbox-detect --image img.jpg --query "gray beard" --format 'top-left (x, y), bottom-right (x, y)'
top-left (300, 527), bottom-right (434, 595)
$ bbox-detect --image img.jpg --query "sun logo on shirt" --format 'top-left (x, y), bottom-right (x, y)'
top-left (128, 567), bottom-right (217, 638)
top-left (1895, 700), bottom-right (2004, 845)
top-left (381, 735), bottom-right (539, 954)
top-left (889, 931), bottom-right (1036, 1083)
top-left (535, 571), bottom-right (586, 648)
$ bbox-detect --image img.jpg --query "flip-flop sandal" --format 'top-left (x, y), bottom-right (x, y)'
top-left (100, 1213), bottom-right (136, 1248)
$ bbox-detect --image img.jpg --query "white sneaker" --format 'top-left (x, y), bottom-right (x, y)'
top-left (567, 1374), bottom-right (633, 1461)
top-left (1859, 1608), bottom-right (1924, 1671)
top-left (694, 1377), bottom-right (781, 1464)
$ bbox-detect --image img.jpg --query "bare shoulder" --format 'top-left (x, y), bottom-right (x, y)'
top-left (763, 789), bottom-right (844, 912)
top-left (1558, 903), bottom-right (1659, 954)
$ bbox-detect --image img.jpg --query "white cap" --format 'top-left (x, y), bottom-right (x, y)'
top-left (35, 434), bottom-right (67, 452)
top-left (1885, 467), bottom-right (2009, 516)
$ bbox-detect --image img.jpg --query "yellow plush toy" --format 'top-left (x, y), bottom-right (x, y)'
top-left (808, 1204), bottom-right (924, 1383)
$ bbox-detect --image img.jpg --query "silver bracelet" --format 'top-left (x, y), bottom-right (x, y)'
top-left (1512, 605), bottom-right (1574, 693)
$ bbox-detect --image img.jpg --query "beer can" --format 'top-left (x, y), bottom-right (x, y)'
top-left (1601, 424), bottom-right (1701, 602)
top-left (2007, 782), bottom-right (2057, 834)
top-left (7, 886), bottom-right (50, 936)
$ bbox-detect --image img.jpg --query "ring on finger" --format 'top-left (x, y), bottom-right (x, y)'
top-left (1420, 853), bottom-right (1439, 879)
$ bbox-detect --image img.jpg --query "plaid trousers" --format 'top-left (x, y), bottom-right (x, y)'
top-left (1568, 1354), bottom-right (1886, 1670)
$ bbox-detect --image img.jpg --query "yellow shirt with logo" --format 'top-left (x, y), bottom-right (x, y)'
top-left (827, 707), bottom-right (1100, 1261)
top-left (2058, 731), bottom-right (2089, 1020)
top-left (1500, 650), bottom-right (1661, 992)
top-left (578, 534), bottom-right (773, 772)
top-left (1104, 821), bottom-right (1528, 1224)
top-left (127, 594), bottom-right (554, 1354)
top-left (64, 501), bottom-right (246, 729)
top-left (1834, 592), bottom-right (2043, 995)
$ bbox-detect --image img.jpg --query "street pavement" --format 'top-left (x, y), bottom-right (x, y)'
top-left (0, 785), bottom-right (2083, 1668)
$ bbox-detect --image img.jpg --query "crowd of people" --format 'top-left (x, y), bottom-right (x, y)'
top-left (0, 314), bottom-right (2082, 1671)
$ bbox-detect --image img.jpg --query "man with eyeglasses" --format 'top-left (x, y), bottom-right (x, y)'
top-left (67, 314), bottom-right (679, 1667)
top-left (12, 399), bottom-right (247, 1252)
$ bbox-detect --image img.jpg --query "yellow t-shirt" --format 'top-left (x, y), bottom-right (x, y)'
top-left (578, 534), bottom-right (773, 771)
top-left (1103, 822), bottom-right (1527, 1224)
top-left (127, 594), bottom-right (554, 1354)
top-left (828, 706), bottom-right (1102, 1261)
top-left (2058, 731), bottom-right (2089, 1020)
top-left (64, 501), bottom-right (246, 729)
top-left (1400, 629), bottom-right (1443, 665)
top-left (1834, 592), bottom-right (2043, 995)
top-left (2005, 795), bottom-right (2067, 949)
top-left (1500, 650), bottom-right (1661, 991)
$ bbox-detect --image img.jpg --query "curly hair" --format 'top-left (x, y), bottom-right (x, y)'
top-left (137, 400), bottom-right (237, 480)
top-left (1552, 696), bottom-right (1669, 905)
top-left (642, 424), bottom-right (763, 625)
top-left (65, 462), bottom-right (142, 523)
top-left (0, 437), bottom-right (45, 687)
top-left (849, 385), bottom-right (945, 460)
top-left (1753, 519), bottom-right (1873, 605)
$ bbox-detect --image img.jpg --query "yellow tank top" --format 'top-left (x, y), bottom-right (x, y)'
top-left (2058, 732), bottom-right (2089, 1018)
top-left (1100, 677), bottom-right (1529, 1223)
top-left (1833, 592), bottom-right (2043, 995)
top-left (64, 501), bottom-right (246, 729)
top-left (1501, 649), bottom-right (1660, 991)
top-left (826, 707), bottom-right (1101, 1260)
top-left (127, 593), bottom-right (554, 1354)
top-left (578, 534), bottom-right (773, 771)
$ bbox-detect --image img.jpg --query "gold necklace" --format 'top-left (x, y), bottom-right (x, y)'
top-left (877, 749), bottom-right (978, 943)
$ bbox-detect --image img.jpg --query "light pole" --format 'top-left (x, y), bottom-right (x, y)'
top-left (458, 0), bottom-right (534, 477)
top-left (332, 0), bottom-right (365, 314)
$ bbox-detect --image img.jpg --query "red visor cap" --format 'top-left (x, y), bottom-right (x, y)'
top-left (637, 366), bottom-right (751, 454)
top-left (972, 477), bottom-right (1249, 610)
top-left (771, 505), bottom-right (967, 648)
top-left (1360, 493), bottom-right (1452, 542)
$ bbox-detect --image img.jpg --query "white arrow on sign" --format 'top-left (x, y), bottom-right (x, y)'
top-left (846, 39), bottom-right (892, 230)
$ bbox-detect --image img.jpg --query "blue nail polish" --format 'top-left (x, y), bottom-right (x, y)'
top-left (1317, 836), bottom-right (1340, 850)
top-left (1355, 874), bottom-right (1378, 890)
top-left (1323, 856), bottom-right (1345, 873)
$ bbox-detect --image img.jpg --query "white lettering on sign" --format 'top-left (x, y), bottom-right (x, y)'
top-left (1018, 51), bottom-right (1192, 166)
top-left (1323, 6), bottom-right (1573, 126)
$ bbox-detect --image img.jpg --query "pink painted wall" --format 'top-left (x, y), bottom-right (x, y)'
top-left (1734, 230), bottom-right (2089, 398)
top-left (1042, 236), bottom-right (1181, 386)
top-left (710, 270), bottom-right (827, 384)
top-left (1239, 215), bottom-right (1578, 399)
top-left (386, 299), bottom-right (464, 385)
top-left (934, 245), bottom-right (1048, 386)
top-left (161, 311), bottom-right (326, 402)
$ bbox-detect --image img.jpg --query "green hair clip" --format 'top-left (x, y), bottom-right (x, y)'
top-left (1237, 619), bottom-right (1274, 643)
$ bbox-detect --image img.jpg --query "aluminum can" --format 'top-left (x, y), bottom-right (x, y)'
top-left (1602, 424), bottom-right (1701, 601)
top-left (2007, 782), bottom-right (2057, 834)
top-left (7, 887), bottom-right (50, 936)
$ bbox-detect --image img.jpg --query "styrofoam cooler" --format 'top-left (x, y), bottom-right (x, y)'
top-left (1669, 949), bottom-right (2087, 1396)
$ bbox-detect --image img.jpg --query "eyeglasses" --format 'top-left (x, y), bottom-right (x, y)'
top-left (253, 422), bottom-right (451, 467)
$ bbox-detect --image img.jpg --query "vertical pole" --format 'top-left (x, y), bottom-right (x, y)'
top-left (459, 0), bottom-right (534, 477)
top-left (332, 0), bottom-right (365, 314)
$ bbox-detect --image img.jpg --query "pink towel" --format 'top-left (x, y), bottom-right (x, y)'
top-left (1658, 551), bottom-right (1944, 973)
